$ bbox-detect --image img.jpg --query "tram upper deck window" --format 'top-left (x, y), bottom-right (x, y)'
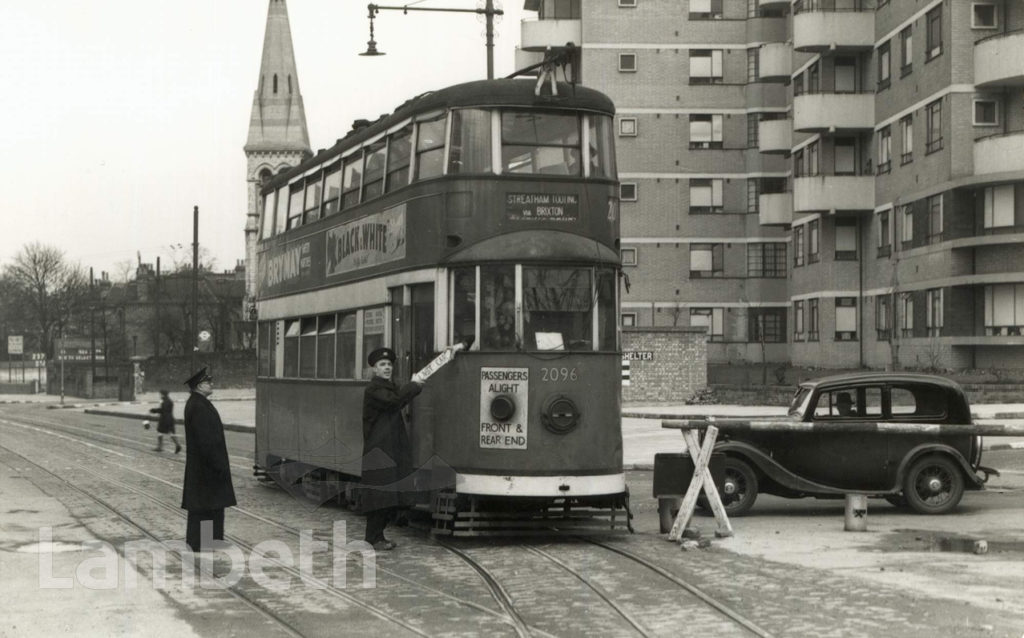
top-left (589, 115), bottom-right (617, 179)
top-left (523, 266), bottom-right (593, 351)
top-left (342, 153), bottom-right (362, 209)
top-left (415, 114), bottom-right (446, 180)
top-left (386, 126), bottom-right (412, 192)
top-left (449, 109), bottom-right (492, 175)
top-left (261, 191), bottom-right (276, 240)
top-left (362, 140), bottom-right (387, 201)
top-left (501, 111), bottom-right (581, 175)
top-left (323, 163), bottom-right (342, 217)
top-left (287, 184), bottom-right (304, 230)
top-left (303, 174), bottom-right (322, 225)
top-left (275, 185), bottom-right (289, 235)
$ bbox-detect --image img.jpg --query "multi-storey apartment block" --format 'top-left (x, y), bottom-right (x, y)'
top-left (519, 0), bottom-right (1024, 372)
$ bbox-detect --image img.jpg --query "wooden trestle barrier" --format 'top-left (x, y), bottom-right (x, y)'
top-left (657, 416), bottom-right (1024, 543)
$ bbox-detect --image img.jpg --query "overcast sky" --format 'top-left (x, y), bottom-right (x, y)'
top-left (0, 0), bottom-right (530, 279)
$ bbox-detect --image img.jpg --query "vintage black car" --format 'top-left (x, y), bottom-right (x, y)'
top-left (717, 373), bottom-right (997, 515)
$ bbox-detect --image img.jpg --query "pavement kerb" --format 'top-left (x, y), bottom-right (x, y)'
top-left (83, 408), bottom-right (255, 434)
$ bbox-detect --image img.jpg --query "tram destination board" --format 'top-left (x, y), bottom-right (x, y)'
top-left (506, 192), bottom-right (579, 222)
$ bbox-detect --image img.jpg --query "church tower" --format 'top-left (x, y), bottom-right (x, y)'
top-left (244, 0), bottom-right (312, 316)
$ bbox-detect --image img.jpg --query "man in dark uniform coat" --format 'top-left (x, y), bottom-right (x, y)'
top-left (361, 347), bottom-right (425, 550)
top-left (181, 367), bottom-right (237, 551)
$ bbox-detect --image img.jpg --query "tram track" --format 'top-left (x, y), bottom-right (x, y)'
top-left (0, 410), bottom-right (552, 637)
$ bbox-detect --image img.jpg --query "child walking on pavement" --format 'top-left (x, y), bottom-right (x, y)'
top-left (150, 389), bottom-right (182, 453)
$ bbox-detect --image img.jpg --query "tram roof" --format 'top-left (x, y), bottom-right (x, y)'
top-left (266, 79), bottom-right (615, 191)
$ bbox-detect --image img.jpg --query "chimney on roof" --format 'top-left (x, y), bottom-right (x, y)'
top-left (351, 119), bottom-right (371, 131)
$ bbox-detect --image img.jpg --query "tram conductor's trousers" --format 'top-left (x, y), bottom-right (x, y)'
top-left (186, 509), bottom-right (225, 551)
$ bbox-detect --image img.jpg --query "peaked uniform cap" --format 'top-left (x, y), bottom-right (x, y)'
top-left (184, 367), bottom-right (211, 389)
top-left (367, 347), bottom-right (396, 366)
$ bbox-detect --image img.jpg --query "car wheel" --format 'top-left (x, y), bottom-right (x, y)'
top-left (721, 457), bottom-right (758, 516)
top-left (903, 455), bottom-right (965, 515)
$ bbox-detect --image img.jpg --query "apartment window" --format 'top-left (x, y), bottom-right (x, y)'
top-left (747, 49), bottom-right (759, 83)
top-left (689, 178), bottom-right (724, 213)
top-left (974, 100), bottom-right (999, 126)
top-left (537, 0), bottom-right (582, 18)
top-left (984, 284), bottom-right (1024, 335)
top-left (621, 247), bottom-right (638, 266)
top-left (808, 298), bottom-right (819, 341)
top-left (794, 300), bottom-right (805, 341)
top-left (690, 50), bottom-right (724, 84)
top-left (835, 219), bottom-right (858, 261)
top-left (747, 243), bottom-right (787, 278)
top-left (901, 204), bottom-right (913, 247)
top-left (877, 209), bottom-right (891, 257)
top-left (620, 182), bottom-right (638, 201)
top-left (835, 57), bottom-right (856, 93)
top-left (690, 0), bottom-right (723, 19)
top-left (926, 99), bottom-right (943, 154)
top-left (619, 117), bottom-right (637, 137)
top-left (983, 185), bottom-right (1015, 229)
top-left (621, 312), bottom-right (637, 327)
top-left (877, 41), bottom-right (891, 91)
top-left (927, 195), bottom-right (943, 244)
top-left (689, 243), bottom-right (724, 278)
top-left (689, 114), bottom-right (723, 149)
top-left (899, 26), bottom-right (913, 76)
top-left (690, 308), bottom-right (724, 342)
top-left (926, 289), bottom-right (944, 337)
top-left (618, 0), bottom-right (637, 6)
top-left (835, 138), bottom-right (856, 175)
top-left (747, 114), bottom-right (759, 148)
top-left (835, 297), bottom-right (857, 341)
top-left (926, 6), bottom-right (942, 61)
top-left (806, 141), bottom-right (819, 176)
top-left (793, 148), bottom-right (804, 177)
top-left (807, 61), bottom-right (820, 93)
top-left (794, 226), bottom-right (805, 267)
top-left (793, 72), bottom-right (804, 97)
top-left (749, 308), bottom-right (786, 343)
top-left (747, 179), bottom-right (759, 213)
top-left (877, 126), bottom-right (892, 175)
top-left (972, 3), bottom-right (997, 29)
top-left (899, 115), bottom-right (913, 165)
top-left (900, 293), bottom-right (914, 338)
top-left (876, 294), bottom-right (892, 341)
top-left (808, 219), bottom-right (820, 263)
top-left (618, 53), bottom-right (637, 72)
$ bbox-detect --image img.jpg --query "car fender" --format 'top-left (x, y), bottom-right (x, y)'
top-left (895, 444), bottom-right (986, 490)
top-left (714, 441), bottom-right (852, 496)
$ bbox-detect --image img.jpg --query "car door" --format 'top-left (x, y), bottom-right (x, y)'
top-left (773, 384), bottom-right (888, 490)
top-left (885, 383), bottom-right (953, 475)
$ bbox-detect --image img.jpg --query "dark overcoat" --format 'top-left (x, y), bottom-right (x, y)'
top-left (149, 396), bottom-right (175, 433)
top-left (181, 392), bottom-right (237, 511)
top-left (360, 376), bottom-right (422, 512)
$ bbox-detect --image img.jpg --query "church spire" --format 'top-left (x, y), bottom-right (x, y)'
top-left (245, 0), bottom-right (311, 153)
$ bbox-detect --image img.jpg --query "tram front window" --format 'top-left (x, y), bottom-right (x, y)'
top-left (523, 267), bottom-right (592, 351)
top-left (502, 111), bottom-right (580, 176)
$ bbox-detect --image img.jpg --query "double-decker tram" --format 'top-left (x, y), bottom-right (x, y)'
top-left (253, 78), bottom-right (629, 534)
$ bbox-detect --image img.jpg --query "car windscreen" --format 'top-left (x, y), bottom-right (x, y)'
top-left (788, 386), bottom-right (812, 416)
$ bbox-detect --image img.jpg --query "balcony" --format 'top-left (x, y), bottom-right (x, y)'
top-left (758, 43), bottom-right (792, 81)
top-left (793, 92), bottom-right (874, 132)
top-left (975, 31), bottom-right (1024, 88)
top-left (520, 18), bottom-right (582, 51)
top-left (974, 131), bottom-right (1024, 175)
top-left (759, 192), bottom-right (793, 226)
top-left (793, 175), bottom-right (874, 213)
top-left (758, 118), bottom-right (792, 153)
top-left (793, 10), bottom-right (874, 52)
top-left (758, 0), bottom-right (790, 6)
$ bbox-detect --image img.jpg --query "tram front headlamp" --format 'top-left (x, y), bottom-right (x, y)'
top-left (490, 395), bottom-right (517, 422)
top-left (542, 394), bottom-right (580, 434)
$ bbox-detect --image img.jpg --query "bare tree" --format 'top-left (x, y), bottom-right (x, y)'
top-left (110, 259), bottom-right (136, 283)
top-left (3, 243), bottom-right (89, 357)
top-left (164, 244), bottom-right (217, 273)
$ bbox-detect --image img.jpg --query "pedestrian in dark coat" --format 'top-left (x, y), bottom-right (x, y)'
top-left (149, 390), bottom-right (181, 453)
top-left (361, 347), bottom-right (426, 550)
top-left (180, 367), bottom-right (236, 552)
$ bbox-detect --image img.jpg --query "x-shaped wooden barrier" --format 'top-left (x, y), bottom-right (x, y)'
top-left (667, 424), bottom-right (733, 541)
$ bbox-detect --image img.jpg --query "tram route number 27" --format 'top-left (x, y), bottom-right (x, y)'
top-left (541, 367), bottom-right (578, 382)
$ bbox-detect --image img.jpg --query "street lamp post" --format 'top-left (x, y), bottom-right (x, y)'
top-left (360, 1), bottom-right (504, 79)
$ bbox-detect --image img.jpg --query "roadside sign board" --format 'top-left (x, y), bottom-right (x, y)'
top-left (8, 336), bottom-right (23, 355)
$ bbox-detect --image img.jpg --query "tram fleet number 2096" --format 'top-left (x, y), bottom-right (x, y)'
top-left (541, 367), bottom-right (578, 382)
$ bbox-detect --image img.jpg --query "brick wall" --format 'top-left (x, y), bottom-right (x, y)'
top-left (141, 350), bottom-right (256, 391)
top-left (622, 327), bottom-right (706, 403)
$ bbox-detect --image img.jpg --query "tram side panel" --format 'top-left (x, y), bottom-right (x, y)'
top-left (255, 379), bottom-right (364, 479)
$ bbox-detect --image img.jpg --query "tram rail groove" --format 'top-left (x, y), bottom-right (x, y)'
top-left (0, 442), bottom-right (308, 638)
top-left (584, 538), bottom-right (775, 638)
top-left (1, 412), bottom-right (543, 636)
